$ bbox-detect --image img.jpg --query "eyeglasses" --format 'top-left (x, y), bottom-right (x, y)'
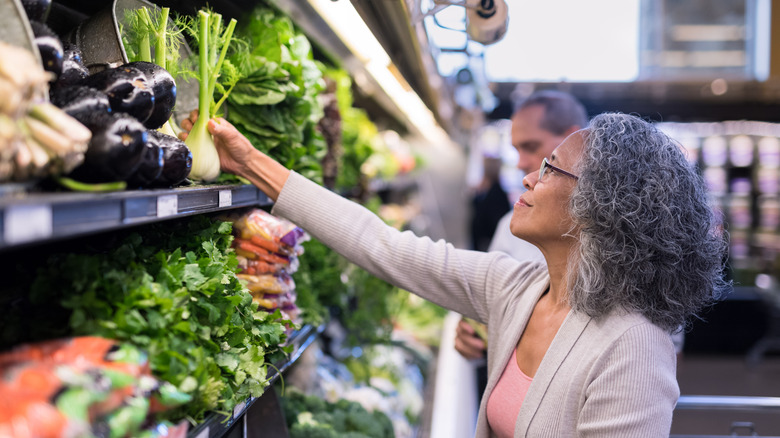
top-left (538, 157), bottom-right (579, 182)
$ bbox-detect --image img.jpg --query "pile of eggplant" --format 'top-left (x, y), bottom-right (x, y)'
top-left (22, 0), bottom-right (192, 189)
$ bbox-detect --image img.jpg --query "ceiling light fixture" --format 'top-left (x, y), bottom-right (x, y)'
top-left (307, 0), bottom-right (449, 144)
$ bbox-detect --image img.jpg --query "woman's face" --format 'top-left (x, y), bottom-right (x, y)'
top-left (510, 130), bottom-right (586, 249)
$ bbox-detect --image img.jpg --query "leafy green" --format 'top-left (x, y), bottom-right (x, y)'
top-left (319, 68), bottom-right (399, 195)
top-left (226, 6), bottom-right (326, 183)
top-left (293, 236), bottom-right (399, 347)
top-left (291, 238), bottom-right (346, 327)
top-left (29, 216), bottom-right (290, 422)
top-left (281, 389), bottom-right (394, 438)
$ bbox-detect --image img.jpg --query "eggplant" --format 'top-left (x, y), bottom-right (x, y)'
top-left (125, 138), bottom-right (164, 188)
top-left (67, 112), bottom-right (147, 183)
top-left (126, 61), bottom-right (176, 130)
top-left (54, 43), bottom-right (89, 88)
top-left (82, 65), bottom-right (155, 124)
top-left (50, 85), bottom-right (111, 120)
top-left (148, 131), bottom-right (192, 187)
top-left (30, 21), bottom-right (63, 79)
top-left (21, 0), bottom-right (51, 22)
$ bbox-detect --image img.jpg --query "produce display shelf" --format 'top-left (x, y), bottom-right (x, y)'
top-left (188, 323), bottom-right (326, 438)
top-left (0, 183), bottom-right (272, 250)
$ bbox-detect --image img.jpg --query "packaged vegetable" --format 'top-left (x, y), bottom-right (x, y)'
top-left (226, 208), bottom-right (308, 255)
top-left (0, 337), bottom-right (190, 438)
top-left (237, 272), bottom-right (295, 295)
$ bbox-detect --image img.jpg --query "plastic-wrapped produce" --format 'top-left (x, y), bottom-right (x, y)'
top-left (224, 209), bottom-right (309, 325)
top-left (0, 336), bottom-right (190, 438)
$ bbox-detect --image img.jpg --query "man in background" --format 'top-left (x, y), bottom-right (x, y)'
top-left (470, 155), bottom-right (511, 252)
top-left (455, 90), bottom-right (589, 392)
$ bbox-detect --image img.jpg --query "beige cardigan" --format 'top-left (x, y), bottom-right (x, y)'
top-left (273, 172), bottom-right (679, 438)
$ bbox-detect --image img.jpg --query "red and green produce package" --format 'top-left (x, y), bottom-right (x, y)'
top-left (0, 336), bottom-right (190, 438)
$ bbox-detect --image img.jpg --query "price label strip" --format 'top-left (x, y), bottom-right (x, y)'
top-left (157, 195), bottom-right (178, 218)
top-left (193, 426), bottom-right (209, 438)
top-left (232, 400), bottom-right (247, 418)
top-left (219, 190), bottom-right (232, 208)
top-left (4, 204), bottom-right (53, 245)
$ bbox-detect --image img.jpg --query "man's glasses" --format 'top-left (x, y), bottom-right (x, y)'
top-left (539, 157), bottom-right (579, 182)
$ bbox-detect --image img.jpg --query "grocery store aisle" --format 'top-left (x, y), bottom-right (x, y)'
top-left (411, 141), bottom-right (470, 249)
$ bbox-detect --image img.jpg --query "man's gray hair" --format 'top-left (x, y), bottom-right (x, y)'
top-left (514, 90), bottom-right (588, 135)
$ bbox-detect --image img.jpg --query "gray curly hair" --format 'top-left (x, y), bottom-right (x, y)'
top-left (568, 113), bottom-right (730, 332)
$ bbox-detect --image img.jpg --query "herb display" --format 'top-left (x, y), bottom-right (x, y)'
top-left (292, 238), bottom-right (347, 327)
top-left (293, 237), bottom-right (400, 347)
top-left (326, 69), bottom-right (398, 196)
top-left (280, 388), bottom-right (395, 438)
top-left (226, 6), bottom-right (326, 183)
top-left (28, 216), bottom-right (289, 422)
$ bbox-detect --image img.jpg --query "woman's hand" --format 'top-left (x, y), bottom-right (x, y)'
top-left (454, 318), bottom-right (487, 360)
top-left (179, 110), bottom-right (254, 179)
top-left (179, 110), bottom-right (290, 200)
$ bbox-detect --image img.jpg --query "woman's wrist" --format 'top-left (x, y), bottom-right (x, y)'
top-left (241, 148), bottom-right (290, 201)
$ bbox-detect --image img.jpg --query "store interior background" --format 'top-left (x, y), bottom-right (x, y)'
top-left (320, 1), bottom-right (780, 436)
top-left (15, 0), bottom-right (780, 435)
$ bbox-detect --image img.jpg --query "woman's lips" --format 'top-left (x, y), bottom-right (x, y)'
top-left (515, 197), bottom-right (531, 207)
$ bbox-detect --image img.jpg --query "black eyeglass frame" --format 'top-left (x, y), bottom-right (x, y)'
top-left (539, 157), bottom-right (579, 181)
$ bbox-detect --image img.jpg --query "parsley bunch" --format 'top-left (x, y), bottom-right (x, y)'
top-left (30, 216), bottom-right (289, 422)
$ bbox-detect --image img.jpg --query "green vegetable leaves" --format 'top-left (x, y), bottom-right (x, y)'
top-left (281, 389), bottom-right (394, 438)
top-left (226, 6), bottom-right (326, 183)
top-left (30, 216), bottom-right (289, 422)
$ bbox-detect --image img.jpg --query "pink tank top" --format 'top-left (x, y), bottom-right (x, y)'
top-left (486, 348), bottom-right (533, 438)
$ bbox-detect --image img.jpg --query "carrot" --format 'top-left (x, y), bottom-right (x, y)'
top-left (235, 239), bottom-right (290, 265)
top-left (249, 260), bottom-right (281, 274)
top-left (235, 239), bottom-right (266, 255)
top-left (250, 235), bottom-right (283, 253)
top-left (235, 248), bottom-right (257, 260)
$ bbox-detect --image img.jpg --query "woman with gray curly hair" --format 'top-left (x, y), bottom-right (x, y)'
top-left (181, 110), bottom-right (729, 438)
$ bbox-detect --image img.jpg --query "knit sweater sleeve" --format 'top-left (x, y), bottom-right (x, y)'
top-left (578, 323), bottom-right (679, 437)
top-left (271, 172), bottom-right (532, 322)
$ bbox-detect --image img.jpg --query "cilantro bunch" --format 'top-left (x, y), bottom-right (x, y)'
top-left (30, 216), bottom-right (289, 422)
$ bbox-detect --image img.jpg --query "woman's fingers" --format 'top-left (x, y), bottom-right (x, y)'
top-left (457, 319), bottom-right (476, 336)
top-left (455, 334), bottom-right (486, 359)
top-left (454, 319), bottom-right (486, 359)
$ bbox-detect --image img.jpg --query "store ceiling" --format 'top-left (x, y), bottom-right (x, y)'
top-left (351, 0), bottom-right (780, 127)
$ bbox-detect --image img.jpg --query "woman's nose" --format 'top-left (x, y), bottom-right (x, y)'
top-left (522, 171), bottom-right (539, 190)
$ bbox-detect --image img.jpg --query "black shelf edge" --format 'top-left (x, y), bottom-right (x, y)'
top-left (187, 323), bottom-right (326, 438)
top-left (0, 184), bottom-right (272, 250)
